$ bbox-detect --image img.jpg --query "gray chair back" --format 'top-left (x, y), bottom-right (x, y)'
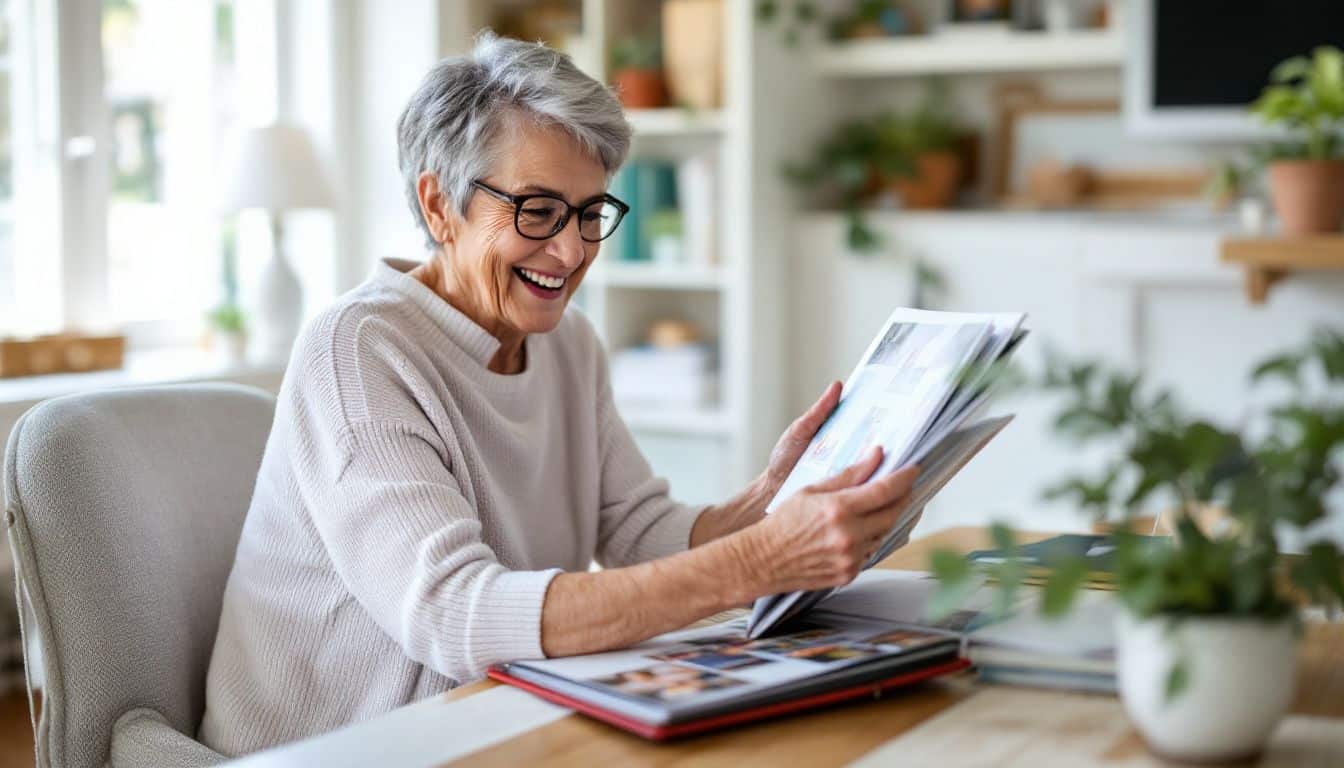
top-left (3, 383), bottom-right (275, 767)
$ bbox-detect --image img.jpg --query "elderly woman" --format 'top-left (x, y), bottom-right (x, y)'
top-left (200, 34), bottom-right (917, 755)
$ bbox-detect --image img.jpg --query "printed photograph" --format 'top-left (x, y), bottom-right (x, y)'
top-left (784, 642), bottom-right (886, 663)
top-left (866, 322), bottom-right (917, 368)
top-left (591, 663), bottom-right (746, 702)
top-left (652, 644), bottom-right (771, 671)
top-left (862, 627), bottom-right (948, 651)
top-left (743, 627), bottom-right (843, 655)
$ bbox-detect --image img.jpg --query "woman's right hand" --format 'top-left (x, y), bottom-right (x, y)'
top-left (742, 447), bottom-right (919, 596)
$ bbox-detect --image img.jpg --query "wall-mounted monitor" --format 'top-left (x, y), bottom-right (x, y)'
top-left (1125, 0), bottom-right (1344, 139)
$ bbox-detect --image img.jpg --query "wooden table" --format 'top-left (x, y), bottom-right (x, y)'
top-left (441, 527), bottom-right (1344, 766)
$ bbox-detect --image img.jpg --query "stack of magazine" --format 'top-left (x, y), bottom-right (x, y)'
top-left (749, 308), bottom-right (1027, 637)
top-left (490, 308), bottom-right (1027, 738)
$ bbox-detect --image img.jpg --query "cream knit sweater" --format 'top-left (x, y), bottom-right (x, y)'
top-left (199, 258), bottom-right (704, 756)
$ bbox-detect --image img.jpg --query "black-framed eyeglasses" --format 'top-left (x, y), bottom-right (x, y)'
top-left (471, 179), bottom-right (630, 243)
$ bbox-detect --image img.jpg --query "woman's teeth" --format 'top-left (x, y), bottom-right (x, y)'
top-left (517, 268), bottom-right (565, 290)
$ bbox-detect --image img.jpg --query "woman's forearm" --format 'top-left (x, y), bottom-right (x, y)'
top-left (540, 528), bottom-right (774, 658)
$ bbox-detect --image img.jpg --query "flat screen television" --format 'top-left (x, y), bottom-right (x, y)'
top-left (1125, 0), bottom-right (1344, 138)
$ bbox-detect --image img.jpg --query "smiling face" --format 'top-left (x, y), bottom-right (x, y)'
top-left (420, 118), bottom-right (609, 343)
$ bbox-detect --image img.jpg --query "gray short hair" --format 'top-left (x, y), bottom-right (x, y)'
top-left (396, 32), bottom-right (632, 248)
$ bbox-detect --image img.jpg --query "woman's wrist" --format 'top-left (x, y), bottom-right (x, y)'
top-left (691, 475), bottom-right (774, 548)
top-left (718, 521), bottom-right (781, 602)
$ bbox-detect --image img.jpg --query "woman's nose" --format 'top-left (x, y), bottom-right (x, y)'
top-left (547, 216), bottom-right (587, 269)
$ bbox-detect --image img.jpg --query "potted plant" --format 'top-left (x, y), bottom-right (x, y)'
top-left (784, 82), bottom-right (967, 250)
top-left (206, 303), bottom-right (247, 366)
top-left (783, 116), bottom-right (895, 251)
top-left (931, 332), bottom-right (1344, 762)
top-left (609, 34), bottom-right (667, 110)
top-left (1250, 46), bottom-right (1344, 235)
top-left (875, 89), bottom-right (964, 209)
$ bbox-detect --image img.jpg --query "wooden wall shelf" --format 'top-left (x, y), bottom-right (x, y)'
top-left (1220, 236), bottom-right (1344, 304)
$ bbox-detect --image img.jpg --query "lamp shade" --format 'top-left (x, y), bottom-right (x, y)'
top-left (221, 122), bottom-right (336, 213)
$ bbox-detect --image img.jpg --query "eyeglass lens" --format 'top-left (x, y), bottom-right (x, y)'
top-left (516, 197), bottom-right (623, 242)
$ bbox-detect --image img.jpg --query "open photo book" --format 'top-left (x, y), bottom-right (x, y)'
top-left (489, 606), bottom-right (967, 740)
top-left (748, 308), bottom-right (1028, 638)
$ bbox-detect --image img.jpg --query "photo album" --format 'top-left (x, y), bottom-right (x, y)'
top-left (489, 308), bottom-right (1026, 739)
top-left (749, 308), bottom-right (1027, 637)
top-left (490, 605), bottom-right (968, 740)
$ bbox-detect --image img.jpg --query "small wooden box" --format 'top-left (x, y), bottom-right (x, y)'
top-left (0, 333), bottom-right (126, 378)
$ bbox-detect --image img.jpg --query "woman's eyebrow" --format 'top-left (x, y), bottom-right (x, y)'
top-left (517, 183), bottom-right (607, 204)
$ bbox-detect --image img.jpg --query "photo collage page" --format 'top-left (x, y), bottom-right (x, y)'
top-left (585, 615), bottom-right (955, 705)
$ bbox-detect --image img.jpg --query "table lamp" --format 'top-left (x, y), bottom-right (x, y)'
top-left (222, 122), bottom-right (335, 366)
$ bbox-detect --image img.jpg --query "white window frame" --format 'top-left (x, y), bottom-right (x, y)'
top-left (16, 0), bottom-right (279, 347)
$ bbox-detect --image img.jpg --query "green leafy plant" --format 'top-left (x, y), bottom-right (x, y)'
top-left (1203, 159), bottom-right (1251, 204)
top-left (610, 34), bottom-right (661, 72)
top-left (784, 81), bottom-right (961, 251)
top-left (931, 328), bottom-right (1344, 633)
top-left (207, 303), bottom-right (245, 334)
top-left (1251, 46), bottom-right (1344, 160)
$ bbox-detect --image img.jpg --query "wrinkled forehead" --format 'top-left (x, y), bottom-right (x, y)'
top-left (485, 112), bottom-right (610, 201)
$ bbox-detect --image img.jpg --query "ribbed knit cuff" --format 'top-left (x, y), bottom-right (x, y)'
top-left (469, 567), bottom-right (563, 668)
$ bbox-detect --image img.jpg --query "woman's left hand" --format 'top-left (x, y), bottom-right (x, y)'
top-left (690, 381), bottom-right (843, 548)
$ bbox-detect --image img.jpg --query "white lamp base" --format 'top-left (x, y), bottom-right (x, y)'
top-left (253, 217), bottom-right (303, 367)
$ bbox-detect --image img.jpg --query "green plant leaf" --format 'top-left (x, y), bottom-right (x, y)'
top-left (1164, 658), bottom-right (1189, 703)
top-left (927, 549), bottom-right (983, 620)
top-left (1041, 556), bottom-right (1089, 617)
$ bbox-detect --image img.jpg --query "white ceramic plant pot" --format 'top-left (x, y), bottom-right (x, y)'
top-left (1116, 611), bottom-right (1296, 763)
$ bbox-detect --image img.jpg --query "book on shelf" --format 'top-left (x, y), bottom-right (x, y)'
top-left (748, 308), bottom-right (1029, 638)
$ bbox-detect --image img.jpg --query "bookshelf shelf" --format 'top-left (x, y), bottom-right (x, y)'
top-left (1221, 235), bottom-right (1344, 304)
top-left (588, 262), bottom-right (726, 290)
top-left (625, 108), bottom-right (725, 137)
top-left (811, 29), bottom-right (1123, 78)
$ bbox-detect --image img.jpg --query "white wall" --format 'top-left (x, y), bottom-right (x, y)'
top-left (790, 210), bottom-right (1344, 543)
top-left (344, 0), bottom-right (443, 286)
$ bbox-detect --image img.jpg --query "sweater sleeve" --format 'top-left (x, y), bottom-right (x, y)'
top-left (299, 418), bottom-right (560, 683)
top-left (592, 348), bottom-right (707, 569)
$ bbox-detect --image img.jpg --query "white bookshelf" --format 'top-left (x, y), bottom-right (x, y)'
top-left (440, 0), bottom-right (794, 500)
top-left (812, 28), bottom-right (1123, 78)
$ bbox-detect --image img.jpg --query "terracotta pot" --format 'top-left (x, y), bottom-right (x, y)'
top-left (611, 69), bottom-right (668, 109)
top-left (891, 151), bottom-right (963, 209)
top-left (1266, 159), bottom-right (1344, 235)
top-left (662, 0), bottom-right (723, 110)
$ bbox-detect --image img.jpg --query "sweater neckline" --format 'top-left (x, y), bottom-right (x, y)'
top-left (372, 258), bottom-right (542, 391)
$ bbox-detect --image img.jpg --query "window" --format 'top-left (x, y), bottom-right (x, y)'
top-left (0, 0), bottom-right (276, 343)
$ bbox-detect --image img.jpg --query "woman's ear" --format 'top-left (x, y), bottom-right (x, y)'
top-left (416, 171), bottom-right (456, 245)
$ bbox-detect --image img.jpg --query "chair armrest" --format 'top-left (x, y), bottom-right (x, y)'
top-left (111, 709), bottom-right (225, 768)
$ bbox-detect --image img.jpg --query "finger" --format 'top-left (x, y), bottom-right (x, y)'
top-left (792, 381), bottom-right (842, 438)
top-left (804, 446), bottom-right (883, 494)
top-left (777, 382), bottom-right (842, 456)
top-left (836, 464), bottom-right (921, 513)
